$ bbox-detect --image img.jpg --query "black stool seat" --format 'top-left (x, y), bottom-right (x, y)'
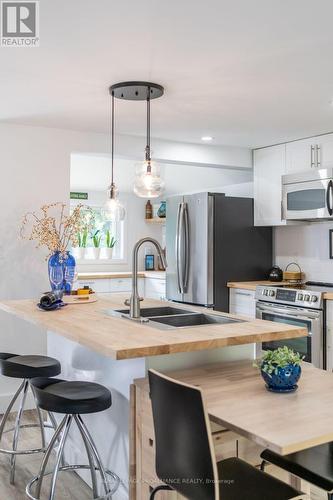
top-left (261, 444), bottom-right (333, 492)
top-left (0, 353), bottom-right (61, 379)
top-left (31, 378), bottom-right (112, 415)
top-left (218, 457), bottom-right (300, 500)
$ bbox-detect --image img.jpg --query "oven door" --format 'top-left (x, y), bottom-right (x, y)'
top-left (282, 178), bottom-right (333, 220)
top-left (256, 302), bottom-right (324, 368)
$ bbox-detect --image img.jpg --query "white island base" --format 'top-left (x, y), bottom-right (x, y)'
top-left (47, 330), bottom-right (254, 500)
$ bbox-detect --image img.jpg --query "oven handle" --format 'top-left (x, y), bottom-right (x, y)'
top-left (256, 303), bottom-right (321, 321)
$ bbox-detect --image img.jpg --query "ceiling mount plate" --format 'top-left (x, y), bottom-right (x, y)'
top-left (109, 81), bottom-right (164, 101)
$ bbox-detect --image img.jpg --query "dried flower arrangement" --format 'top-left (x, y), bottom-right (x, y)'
top-left (20, 202), bottom-right (94, 257)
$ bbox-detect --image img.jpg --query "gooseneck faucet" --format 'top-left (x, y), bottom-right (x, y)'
top-left (125, 237), bottom-right (167, 319)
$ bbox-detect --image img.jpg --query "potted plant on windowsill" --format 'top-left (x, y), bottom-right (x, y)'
top-left (255, 346), bottom-right (304, 393)
top-left (76, 228), bottom-right (88, 259)
top-left (91, 230), bottom-right (102, 259)
top-left (105, 230), bottom-right (117, 260)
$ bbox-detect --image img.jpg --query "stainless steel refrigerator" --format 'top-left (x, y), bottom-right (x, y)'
top-left (166, 192), bottom-right (272, 312)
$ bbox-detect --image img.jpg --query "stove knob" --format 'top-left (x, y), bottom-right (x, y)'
top-left (268, 290), bottom-right (275, 297)
top-left (304, 294), bottom-right (310, 302)
top-left (297, 293), bottom-right (304, 300)
top-left (311, 295), bottom-right (318, 303)
top-left (263, 289), bottom-right (268, 296)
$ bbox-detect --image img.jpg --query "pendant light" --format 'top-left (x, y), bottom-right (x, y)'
top-left (108, 81), bottom-right (165, 199)
top-left (133, 86), bottom-right (165, 198)
top-left (104, 90), bottom-right (126, 221)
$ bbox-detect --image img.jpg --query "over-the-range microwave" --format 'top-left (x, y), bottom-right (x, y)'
top-left (282, 168), bottom-right (333, 220)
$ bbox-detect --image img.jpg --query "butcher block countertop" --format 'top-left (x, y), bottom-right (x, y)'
top-left (0, 295), bottom-right (306, 361)
top-left (228, 281), bottom-right (333, 300)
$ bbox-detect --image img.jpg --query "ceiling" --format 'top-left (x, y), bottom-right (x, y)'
top-left (1, 0), bottom-right (333, 147)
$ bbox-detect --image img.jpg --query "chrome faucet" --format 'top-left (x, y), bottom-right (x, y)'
top-left (125, 237), bottom-right (167, 319)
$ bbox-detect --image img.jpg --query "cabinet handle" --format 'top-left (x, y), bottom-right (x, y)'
top-left (316, 145), bottom-right (321, 167)
top-left (235, 291), bottom-right (253, 297)
top-left (311, 145), bottom-right (315, 167)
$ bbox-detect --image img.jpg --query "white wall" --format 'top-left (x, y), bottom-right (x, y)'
top-left (0, 123), bottom-right (108, 411)
top-left (274, 222), bottom-right (333, 281)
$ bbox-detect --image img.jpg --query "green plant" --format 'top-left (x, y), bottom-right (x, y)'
top-left (105, 230), bottom-right (117, 249)
top-left (254, 346), bottom-right (304, 377)
top-left (77, 227), bottom-right (89, 248)
top-left (91, 230), bottom-right (102, 248)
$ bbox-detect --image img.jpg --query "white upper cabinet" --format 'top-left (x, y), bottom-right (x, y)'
top-left (285, 137), bottom-right (317, 174)
top-left (313, 133), bottom-right (333, 169)
top-left (286, 133), bottom-right (333, 174)
top-left (254, 144), bottom-right (286, 226)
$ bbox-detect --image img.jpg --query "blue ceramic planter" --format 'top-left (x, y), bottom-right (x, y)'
top-left (261, 363), bottom-right (301, 393)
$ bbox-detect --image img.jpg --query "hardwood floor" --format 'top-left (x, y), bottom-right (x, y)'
top-left (0, 410), bottom-right (327, 499)
top-left (0, 410), bottom-right (92, 500)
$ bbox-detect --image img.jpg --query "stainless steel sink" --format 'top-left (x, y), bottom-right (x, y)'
top-left (149, 313), bottom-right (244, 328)
top-left (107, 306), bottom-right (245, 330)
top-left (116, 306), bottom-right (192, 318)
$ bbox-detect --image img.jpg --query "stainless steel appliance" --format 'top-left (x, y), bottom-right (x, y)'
top-left (255, 283), bottom-right (326, 369)
top-left (166, 192), bottom-right (272, 311)
top-left (282, 168), bottom-right (333, 220)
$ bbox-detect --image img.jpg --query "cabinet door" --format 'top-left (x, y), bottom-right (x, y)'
top-left (314, 133), bottom-right (333, 169)
top-left (254, 144), bottom-right (286, 226)
top-left (144, 278), bottom-right (166, 300)
top-left (229, 289), bottom-right (256, 318)
top-left (77, 279), bottom-right (110, 293)
top-left (285, 137), bottom-right (315, 174)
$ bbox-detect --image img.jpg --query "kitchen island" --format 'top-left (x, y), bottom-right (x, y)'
top-left (0, 295), bottom-right (306, 499)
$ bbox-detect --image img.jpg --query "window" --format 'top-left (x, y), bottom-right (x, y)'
top-left (70, 204), bottom-right (125, 261)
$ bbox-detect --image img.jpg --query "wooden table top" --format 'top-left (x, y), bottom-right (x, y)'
top-left (135, 360), bottom-right (333, 455)
top-left (0, 295), bottom-right (306, 361)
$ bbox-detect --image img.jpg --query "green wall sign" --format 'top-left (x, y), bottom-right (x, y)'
top-left (70, 192), bottom-right (88, 200)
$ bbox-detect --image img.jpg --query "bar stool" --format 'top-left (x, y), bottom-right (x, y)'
top-left (26, 377), bottom-right (120, 500)
top-left (0, 352), bottom-right (61, 484)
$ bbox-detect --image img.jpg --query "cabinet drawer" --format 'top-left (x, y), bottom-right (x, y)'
top-left (77, 279), bottom-right (110, 293)
top-left (109, 278), bottom-right (132, 292)
top-left (145, 279), bottom-right (166, 294)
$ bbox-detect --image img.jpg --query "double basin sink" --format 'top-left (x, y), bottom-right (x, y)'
top-left (109, 306), bottom-right (245, 330)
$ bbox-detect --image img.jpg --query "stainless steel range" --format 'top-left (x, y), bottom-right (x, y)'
top-left (255, 282), bottom-right (331, 369)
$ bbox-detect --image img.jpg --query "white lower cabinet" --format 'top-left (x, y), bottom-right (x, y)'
top-left (326, 301), bottom-right (333, 372)
top-left (144, 278), bottom-right (166, 300)
top-left (229, 288), bottom-right (256, 318)
top-left (77, 277), bottom-right (144, 296)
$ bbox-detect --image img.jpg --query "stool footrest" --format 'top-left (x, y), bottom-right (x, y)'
top-left (0, 423), bottom-right (55, 456)
top-left (26, 465), bottom-right (120, 499)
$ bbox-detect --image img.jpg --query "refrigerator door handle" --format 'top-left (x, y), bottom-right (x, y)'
top-left (183, 203), bottom-right (190, 293)
top-left (175, 203), bottom-right (182, 293)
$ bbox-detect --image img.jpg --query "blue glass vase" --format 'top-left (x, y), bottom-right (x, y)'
top-left (261, 363), bottom-right (301, 393)
top-left (157, 201), bottom-right (166, 218)
top-left (48, 251), bottom-right (76, 294)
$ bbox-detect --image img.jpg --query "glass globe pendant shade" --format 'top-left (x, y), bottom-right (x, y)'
top-left (133, 160), bottom-right (165, 198)
top-left (104, 184), bottom-right (126, 221)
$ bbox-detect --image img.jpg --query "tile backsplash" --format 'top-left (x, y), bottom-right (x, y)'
top-left (274, 222), bottom-right (333, 282)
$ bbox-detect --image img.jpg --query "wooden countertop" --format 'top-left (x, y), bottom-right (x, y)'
top-left (78, 271), bottom-right (166, 280)
top-left (135, 360), bottom-right (333, 455)
top-left (227, 280), bottom-right (333, 300)
top-left (0, 296), bottom-right (306, 361)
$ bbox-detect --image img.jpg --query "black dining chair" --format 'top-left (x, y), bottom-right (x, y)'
top-left (261, 444), bottom-right (333, 500)
top-left (148, 369), bottom-right (306, 500)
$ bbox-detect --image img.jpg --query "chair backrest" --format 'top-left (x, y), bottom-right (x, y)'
top-left (148, 369), bottom-right (219, 500)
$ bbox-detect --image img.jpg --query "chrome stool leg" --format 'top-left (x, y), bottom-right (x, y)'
top-left (0, 379), bottom-right (61, 485)
top-left (10, 379), bottom-right (29, 483)
top-left (26, 414), bottom-right (120, 500)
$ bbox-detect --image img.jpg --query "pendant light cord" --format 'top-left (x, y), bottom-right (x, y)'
top-left (146, 86), bottom-right (151, 165)
top-left (111, 91), bottom-right (115, 187)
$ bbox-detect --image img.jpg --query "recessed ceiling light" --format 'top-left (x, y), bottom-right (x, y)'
top-left (201, 136), bottom-right (213, 142)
